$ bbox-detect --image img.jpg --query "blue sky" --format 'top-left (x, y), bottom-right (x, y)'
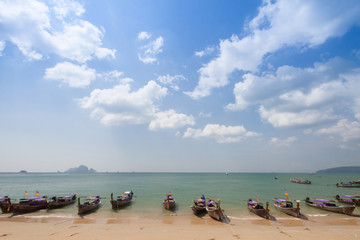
top-left (1, 0), bottom-right (360, 172)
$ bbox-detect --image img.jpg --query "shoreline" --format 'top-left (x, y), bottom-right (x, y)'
top-left (1, 212), bottom-right (360, 239)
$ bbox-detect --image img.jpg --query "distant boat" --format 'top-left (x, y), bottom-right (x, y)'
top-left (12, 197), bottom-right (47, 213)
top-left (191, 195), bottom-right (206, 215)
top-left (335, 195), bottom-right (360, 206)
top-left (110, 191), bottom-right (133, 209)
top-left (163, 193), bottom-right (176, 210)
top-left (290, 178), bottom-right (311, 184)
top-left (47, 194), bottom-right (77, 209)
top-left (206, 198), bottom-right (224, 221)
top-left (336, 181), bottom-right (360, 188)
top-left (78, 196), bottom-right (101, 214)
top-left (248, 199), bottom-right (269, 219)
top-left (274, 176), bottom-right (278, 180)
top-left (305, 197), bottom-right (355, 215)
top-left (273, 198), bottom-right (301, 218)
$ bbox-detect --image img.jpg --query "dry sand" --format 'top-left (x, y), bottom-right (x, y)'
top-left (1, 213), bottom-right (360, 240)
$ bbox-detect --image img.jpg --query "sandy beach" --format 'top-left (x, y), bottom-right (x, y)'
top-left (1, 212), bottom-right (360, 240)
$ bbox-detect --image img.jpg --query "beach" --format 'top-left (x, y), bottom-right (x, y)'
top-left (1, 212), bottom-right (360, 240)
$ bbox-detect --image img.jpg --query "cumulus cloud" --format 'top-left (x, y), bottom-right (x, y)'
top-left (149, 110), bottom-right (195, 130)
top-left (156, 74), bottom-right (186, 91)
top-left (44, 62), bottom-right (97, 88)
top-left (138, 33), bottom-right (164, 64)
top-left (0, 0), bottom-right (115, 62)
top-left (78, 80), bottom-right (194, 130)
top-left (183, 124), bottom-right (261, 143)
top-left (225, 58), bottom-right (360, 128)
top-left (316, 119), bottom-right (360, 142)
top-left (270, 136), bottom-right (298, 146)
top-left (53, 0), bottom-right (85, 20)
top-left (186, 0), bottom-right (360, 99)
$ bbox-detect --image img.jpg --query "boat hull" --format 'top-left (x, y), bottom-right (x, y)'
top-left (13, 203), bottom-right (47, 213)
top-left (163, 200), bottom-right (176, 210)
top-left (191, 205), bottom-right (206, 215)
top-left (305, 199), bottom-right (355, 215)
top-left (48, 198), bottom-right (76, 209)
top-left (206, 207), bottom-right (223, 221)
top-left (273, 204), bottom-right (300, 217)
top-left (110, 199), bottom-right (131, 209)
top-left (78, 204), bottom-right (100, 214)
top-left (248, 205), bottom-right (269, 219)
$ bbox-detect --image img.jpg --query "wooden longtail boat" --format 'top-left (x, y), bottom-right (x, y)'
top-left (163, 193), bottom-right (176, 210)
top-left (78, 196), bottom-right (101, 214)
top-left (12, 197), bottom-right (47, 213)
top-left (336, 182), bottom-right (360, 188)
top-left (110, 191), bottom-right (133, 209)
top-left (206, 199), bottom-right (224, 221)
top-left (290, 179), bottom-right (311, 184)
top-left (191, 195), bottom-right (206, 215)
top-left (0, 196), bottom-right (12, 213)
top-left (305, 197), bottom-right (355, 215)
top-left (248, 199), bottom-right (270, 219)
top-left (335, 195), bottom-right (360, 206)
top-left (273, 198), bottom-right (301, 218)
top-left (47, 194), bottom-right (77, 209)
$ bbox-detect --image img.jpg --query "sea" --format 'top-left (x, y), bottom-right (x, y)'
top-left (0, 172), bottom-right (359, 220)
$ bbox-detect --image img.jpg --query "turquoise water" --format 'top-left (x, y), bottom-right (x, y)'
top-left (0, 173), bottom-right (359, 218)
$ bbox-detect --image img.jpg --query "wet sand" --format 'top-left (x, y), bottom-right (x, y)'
top-left (1, 212), bottom-right (360, 240)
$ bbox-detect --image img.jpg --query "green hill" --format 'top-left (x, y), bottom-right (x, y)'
top-left (317, 166), bottom-right (360, 173)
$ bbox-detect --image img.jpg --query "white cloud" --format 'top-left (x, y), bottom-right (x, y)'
top-left (78, 80), bottom-right (167, 126)
top-left (78, 80), bottom-right (194, 130)
top-left (0, 41), bottom-right (6, 56)
top-left (183, 124), bottom-right (261, 143)
top-left (149, 110), bottom-right (195, 131)
top-left (0, 0), bottom-right (115, 63)
top-left (316, 119), bottom-right (360, 142)
top-left (259, 106), bottom-right (337, 128)
top-left (186, 0), bottom-right (360, 99)
top-left (138, 36), bottom-right (164, 64)
top-left (226, 58), bottom-right (360, 128)
top-left (103, 70), bottom-right (124, 81)
top-left (195, 47), bottom-right (215, 57)
top-left (156, 74), bottom-right (186, 91)
top-left (53, 0), bottom-right (85, 20)
top-left (44, 61), bottom-right (96, 88)
top-left (138, 31), bottom-right (151, 40)
top-left (270, 136), bottom-right (298, 146)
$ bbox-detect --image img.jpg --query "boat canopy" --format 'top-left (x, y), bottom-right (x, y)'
top-left (342, 195), bottom-right (355, 198)
top-left (313, 198), bottom-right (330, 203)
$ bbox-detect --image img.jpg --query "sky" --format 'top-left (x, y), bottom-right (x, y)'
top-left (1, 0), bottom-right (360, 173)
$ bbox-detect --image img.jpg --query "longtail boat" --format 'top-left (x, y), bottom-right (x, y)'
top-left (163, 193), bottom-right (176, 210)
top-left (336, 182), bottom-right (360, 188)
top-left (47, 194), bottom-right (77, 209)
top-left (0, 196), bottom-right (12, 213)
top-left (78, 196), bottom-right (101, 214)
top-left (110, 191), bottom-right (133, 209)
top-left (191, 195), bottom-right (206, 215)
top-left (206, 198), bottom-right (224, 221)
top-left (335, 195), bottom-right (360, 206)
top-left (248, 199), bottom-right (270, 219)
top-left (273, 198), bottom-right (301, 218)
top-left (12, 197), bottom-right (47, 213)
top-left (305, 197), bottom-right (355, 215)
top-left (290, 179), bottom-right (311, 184)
